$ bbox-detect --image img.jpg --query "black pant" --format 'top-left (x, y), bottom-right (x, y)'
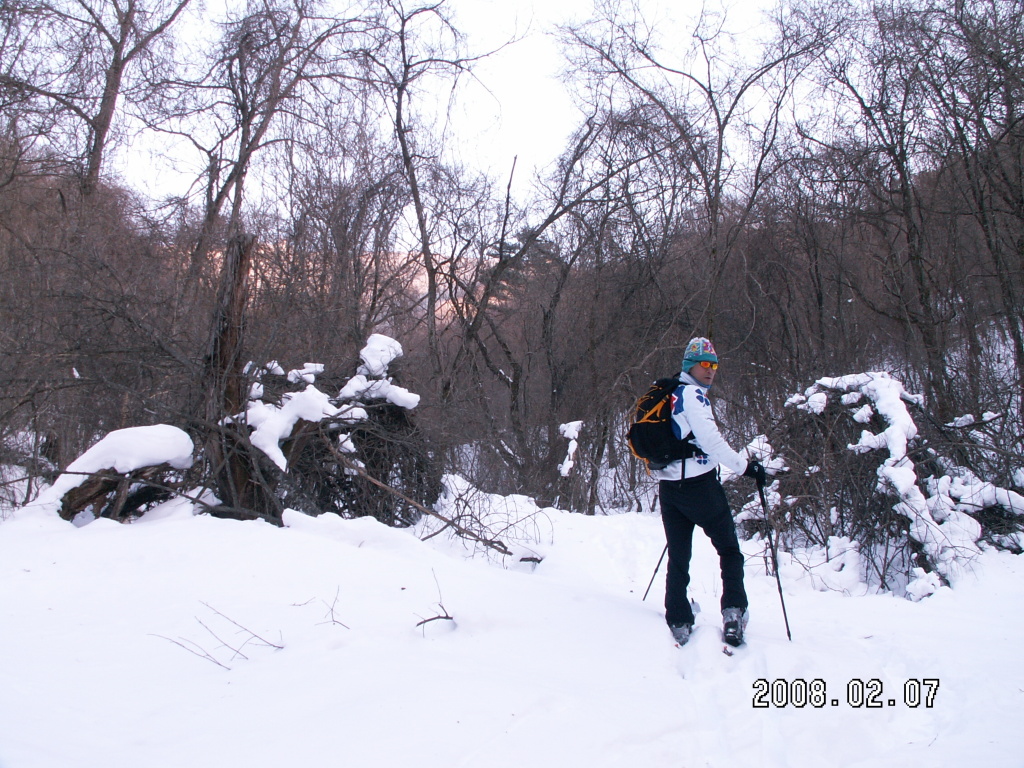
top-left (659, 473), bottom-right (747, 627)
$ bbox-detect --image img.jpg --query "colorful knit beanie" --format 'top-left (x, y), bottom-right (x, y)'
top-left (682, 337), bottom-right (718, 373)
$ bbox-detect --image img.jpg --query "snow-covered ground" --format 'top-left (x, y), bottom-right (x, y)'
top-left (1, 489), bottom-right (1020, 768)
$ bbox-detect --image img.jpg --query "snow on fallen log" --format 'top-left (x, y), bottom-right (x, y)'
top-left (22, 425), bottom-right (194, 521)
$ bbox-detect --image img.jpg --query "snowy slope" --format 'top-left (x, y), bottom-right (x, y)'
top-left (0, 499), bottom-right (1020, 768)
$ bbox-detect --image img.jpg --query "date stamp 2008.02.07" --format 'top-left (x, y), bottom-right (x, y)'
top-left (752, 678), bottom-right (940, 709)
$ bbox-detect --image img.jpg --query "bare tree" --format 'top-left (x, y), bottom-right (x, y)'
top-left (250, 106), bottom-right (423, 362)
top-left (915, 0), bottom-right (1024, 420)
top-left (147, 0), bottom-right (374, 515)
top-left (162, 0), bottom-right (371, 267)
top-left (563, 0), bottom-right (828, 335)
top-left (0, 0), bottom-right (192, 195)
top-left (804, 0), bottom-right (958, 415)
top-left (357, 0), bottom-right (485, 376)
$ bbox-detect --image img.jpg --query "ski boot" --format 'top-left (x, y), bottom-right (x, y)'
top-left (722, 607), bottom-right (749, 647)
top-left (670, 624), bottom-right (693, 646)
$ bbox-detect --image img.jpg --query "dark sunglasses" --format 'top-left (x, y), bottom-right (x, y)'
top-left (697, 361), bottom-right (718, 370)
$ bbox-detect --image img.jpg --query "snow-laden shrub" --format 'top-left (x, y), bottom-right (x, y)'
top-left (240, 334), bottom-right (441, 526)
top-left (761, 372), bottom-right (1023, 598)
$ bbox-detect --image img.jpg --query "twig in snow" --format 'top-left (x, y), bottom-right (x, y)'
top-left (318, 587), bottom-right (351, 628)
top-left (415, 570), bottom-right (455, 631)
top-left (201, 602), bottom-right (284, 650)
top-left (150, 634), bottom-right (232, 671)
top-left (415, 612), bottom-right (454, 628)
top-left (196, 616), bottom-right (250, 662)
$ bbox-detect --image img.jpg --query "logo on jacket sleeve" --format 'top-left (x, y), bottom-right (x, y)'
top-left (695, 388), bottom-right (710, 407)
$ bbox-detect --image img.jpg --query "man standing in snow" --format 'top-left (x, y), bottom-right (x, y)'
top-left (651, 337), bottom-right (766, 647)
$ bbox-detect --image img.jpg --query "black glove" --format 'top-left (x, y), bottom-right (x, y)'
top-left (743, 460), bottom-right (767, 487)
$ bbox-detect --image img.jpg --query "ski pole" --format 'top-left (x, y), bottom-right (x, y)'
top-left (642, 544), bottom-right (668, 601)
top-left (757, 479), bottom-right (793, 641)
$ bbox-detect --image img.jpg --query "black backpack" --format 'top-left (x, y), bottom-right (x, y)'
top-left (627, 378), bottom-right (700, 471)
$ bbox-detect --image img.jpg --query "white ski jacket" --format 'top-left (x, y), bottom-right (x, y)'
top-left (649, 372), bottom-right (748, 482)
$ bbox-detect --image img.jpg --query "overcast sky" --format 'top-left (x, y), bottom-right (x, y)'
top-left (441, 0), bottom-right (777, 195)
top-left (441, 0), bottom-right (595, 193)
